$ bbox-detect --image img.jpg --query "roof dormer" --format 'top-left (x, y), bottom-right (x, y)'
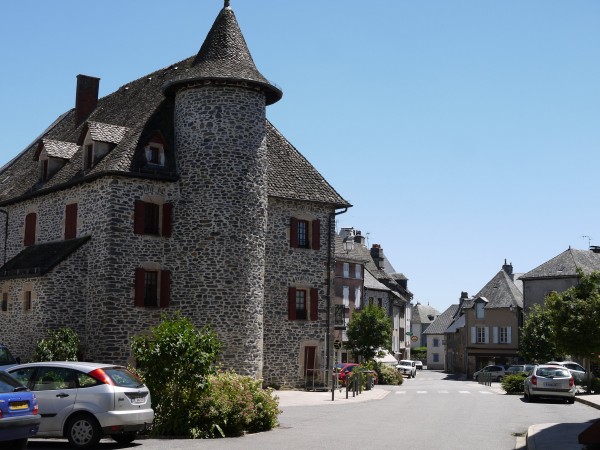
top-left (33, 139), bottom-right (79, 182)
top-left (142, 131), bottom-right (168, 167)
top-left (77, 121), bottom-right (129, 171)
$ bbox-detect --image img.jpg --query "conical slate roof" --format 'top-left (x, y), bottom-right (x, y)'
top-left (473, 270), bottom-right (523, 309)
top-left (163, 2), bottom-right (282, 104)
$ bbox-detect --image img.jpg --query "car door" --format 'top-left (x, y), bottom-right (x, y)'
top-left (31, 366), bottom-right (78, 434)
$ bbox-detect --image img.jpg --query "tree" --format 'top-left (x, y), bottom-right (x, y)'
top-left (34, 327), bottom-right (80, 361)
top-left (545, 270), bottom-right (600, 390)
top-left (130, 312), bottom-right (222, 436)
top-left (345, 304), bottom-right (392, 361)
top-left (519, 304), bottom-right (557, 363)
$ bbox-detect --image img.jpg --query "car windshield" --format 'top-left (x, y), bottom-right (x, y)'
top-left (537, 368), bottom-right (570, 378)
top-left (399, 361), bottom-right (411, 366)
top-left (0, 371), bottom-right (26, 393)
top-left (103, 367), bottom-right (144, 388)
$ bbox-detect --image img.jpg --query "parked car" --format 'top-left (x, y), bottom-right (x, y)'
top-left (0, 345), bottom-right (20, 371)
top-left (415, 361), bottom-right (424, 370)
top-left (396, 360), bottom-right (417, 378)
top-left (334, 363), bottom-right (359, 386)
top-left (473, 365), bottom-right (506, 382)
top-left (524, 364), bottom-right (575, 403)
top-left (0, 370), bottom-right (40, 450)
top-left (546, 361), bottom-right (591, 384)
top-left (8, 362), bottom-right (154, 449)
top-left (506, 364), bottom-right (534, 375)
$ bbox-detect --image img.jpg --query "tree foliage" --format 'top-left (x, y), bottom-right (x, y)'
top-left (545, 270), bottom-right (600, 359)
top-left (34, 327), bottom-right (80, 361)
top-left (345, 304), bottom-right (392, 361)
top-left (130, 312), bottom-right (221, 436)
top-left (519, 304), bottom-right (557, 363)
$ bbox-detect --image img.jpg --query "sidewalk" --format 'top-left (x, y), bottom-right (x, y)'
top-left (275, 386), bottom-right (389, 407)
top-left (526, 394), bottom-right (600, 450)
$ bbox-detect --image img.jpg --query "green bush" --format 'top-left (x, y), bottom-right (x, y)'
top-left (501, 373), bottom-right (527, 394)
top-left (191, 371), bottom-right (281, 438)
top-left (375, 363), bottom-right (404, 385)
top-left (130, 313), bottom-right (221, 437)
top-left (34, 327), bottom-right (80, 361)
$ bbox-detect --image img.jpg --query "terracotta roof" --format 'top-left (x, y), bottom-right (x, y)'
top-left (520, 248), bottom-right (600, 280)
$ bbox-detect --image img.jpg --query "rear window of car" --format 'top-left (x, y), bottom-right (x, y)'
top-left (0, 371), bottom-right (23, 392)
top-left (537, 368), bottom-right (570, 378)
top-left (103, 367), bottom-right (143, 387)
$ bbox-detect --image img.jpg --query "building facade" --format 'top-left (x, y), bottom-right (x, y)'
top-left (0, 3), bottom-right (349, 388)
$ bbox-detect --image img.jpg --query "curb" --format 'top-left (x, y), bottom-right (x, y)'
top-left (575, 396), bottom-right (600, 410)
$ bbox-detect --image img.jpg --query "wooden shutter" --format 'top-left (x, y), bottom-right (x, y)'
top-left (507, 326), bottom-right (512, 344)
top-left (288, 287), bottom-right (296, 320)
top-left (484, 326), bottom-right (489, 344)
top-left (310, 288), bottom-right (319, 321)
top-left (134, 200), bottom-right (145, 235)
top-left (134, 268), bottom-right (145, 307)
top-left (471, 326), bottom-right (476, 344)
top-left (162, 203), bottom-right (173, 237)
top-left (493, 326), bottom-right (498, 344)
top-left (311, 219), bottom-right (320, 250)
top-left (290, 217), bottom-right (298, 248)
top-left (24, 212), bottom-right (37, 246)
top-left (160, 270), bottom-right (171, 308)
top-left (65, 203), bottom-right (78, 240)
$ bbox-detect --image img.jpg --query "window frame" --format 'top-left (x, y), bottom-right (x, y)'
top-left (476, 326), bottom-right (486, 344)
top-left (134, 200), bottom-right (173, 237)
top-left (289, 217), bottom-right (320, 250)
top-left (288, 287), bottom-right (318, 321)
top-left (24, 212), bottom-right (37, 247)
top-left (23, 291), bottom-right (32, 312)
top-left (476, 302), bottom-right (485, 319)
top-left (64, 203), bottom-right (78, 240)
top-left (134, 268), bottom-right (171, 308)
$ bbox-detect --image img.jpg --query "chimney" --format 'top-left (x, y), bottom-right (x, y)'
top-left (75, 74), bottom-right (100, 127)
top-left (353, 230), bottom-right (366, 246)
top-left (370, 244), bottom-right (384, 269)
top-left (459, 291), bottom-right (468, 310)
top-left (502, 259), bottom-right (514, 280)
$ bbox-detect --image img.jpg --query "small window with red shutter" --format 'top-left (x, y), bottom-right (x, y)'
top-left (134, 200), bottom-right (173, 237)
top-left (65, 203), bottom-right (78, 240)
top-left (135, 267), bottom-right (171, 308)
top-left (289, 217), bottom-right (320, 250)
top-left (24, 212), bottom-right (37, 247)
top-left (288, 287), bottom-right (319, 321)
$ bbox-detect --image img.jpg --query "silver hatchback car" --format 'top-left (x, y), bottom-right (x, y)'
top-left (8, 361), bottom-right (154, 448)
top-left (524, 364), bottom-right (576, 404)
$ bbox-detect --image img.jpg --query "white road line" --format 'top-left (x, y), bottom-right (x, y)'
top-left (458, 391), bottom-right (471, 394)
top-left (395, 391), bottom-right (406, 394)
top-left (416, 391), bottom-right (427, 394)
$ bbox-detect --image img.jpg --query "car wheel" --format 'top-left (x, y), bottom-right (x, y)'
top-left (66, 413), bottom-right (102, 449)
top-left (111, 432), bottom-right (138, 445)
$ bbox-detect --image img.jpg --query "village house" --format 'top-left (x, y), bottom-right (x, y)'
top-left (0, 1), bottom-right (350, 388)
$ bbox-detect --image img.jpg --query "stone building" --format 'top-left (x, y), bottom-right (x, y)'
top-left (0, 2), bottom-right (349, 388)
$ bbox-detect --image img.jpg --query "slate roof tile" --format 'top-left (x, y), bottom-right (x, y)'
top-left (520, 248), bottom-right (600, 280)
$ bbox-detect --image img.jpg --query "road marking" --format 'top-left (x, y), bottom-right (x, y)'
top-left (458, 391), bottom-right (471, 394)
top-left (395, 391), bottom-right (406, 394)
top-left (417, 391), bottom-right (427, 394)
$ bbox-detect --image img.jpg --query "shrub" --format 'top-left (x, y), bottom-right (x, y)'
top-left (34, 327), bottom-right (80, 361)
top-left (192, 371), bottom-right (281, 438)
top-left (375, 363), bottom-right (404, 385)
top-left (130, 312), bottom-right (221, 437)
top-left (501, 373), bottom-right (527, 394)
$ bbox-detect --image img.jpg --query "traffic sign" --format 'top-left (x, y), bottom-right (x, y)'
top-left (333, 339), bottom-right (342, 350)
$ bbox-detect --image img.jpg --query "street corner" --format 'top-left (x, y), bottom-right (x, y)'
top-left (275, 386), bottom-right (390, 407)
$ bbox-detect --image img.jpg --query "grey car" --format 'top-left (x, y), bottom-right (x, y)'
top-left (8, 362), bottom-right (154, 449)
top-left (473, 365), bottom-right (506, 382)
top-left (524, 364), bottom-right (576, 403)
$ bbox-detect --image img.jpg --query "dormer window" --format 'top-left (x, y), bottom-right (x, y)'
top-left (34, 139), bottom-right (78, 182)
top-left (41, 159), bottom-right (49, 181)
top-left (145, 143), bottom-right (165, 166)
top-left (85, 144), bottom-right (94, 170)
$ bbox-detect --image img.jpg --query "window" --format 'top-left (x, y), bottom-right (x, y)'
top-left (289, 217), bottom-right (320, 250)
top-left (134, 268), bottom-right (171, 308)
top-left (1, 293), bottom-right (7, 312)
top-left (476, 302), bottom-right (485, 319)
top-left (33, 367), bottom-right (76, 391)
top-left (493, 326), bottom-right (512, 344)
top-left (355, 264), bottom-right (361, 279)
top-left (433, 353), bottom-right (439, 363)
top-left (368, 297), bottom-right (374, 306)
top-left (355, 287), bottom-right (361, 308)
top-left (343, 263), bottom-right (349, 278)
top-left (85, 144), bottom-right (94, 170)
top-left (342, 286), bottom-right (349, 307)
top-left (145, 146), bottom-right (163, 165)
top-left (499, 327), bottom-right (508, 343)
top-left (23, 291), bottom-right (32, 311)
top-left (476, 326), bottom-right (487, 343)
top-left (41, 159), bottom-right (49, 181)
top-left (134, 200), bottom-right (173, 237)
top-left (64, 203), bottom-right (78, 240)
top-left (433, 338), bottom-right (439, 347)
top-left (288, 287), bottom-right (318, 321)
top-left (24, 212), bottom-right (37, 246)
top-left (378, 298), bottom-right (383, 308)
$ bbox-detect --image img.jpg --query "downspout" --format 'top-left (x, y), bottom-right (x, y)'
top-left (326, 207), bottom-right (348, 386)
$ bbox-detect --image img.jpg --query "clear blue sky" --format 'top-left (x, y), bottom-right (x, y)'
top-left (1, 1), bottom-right (599, 313)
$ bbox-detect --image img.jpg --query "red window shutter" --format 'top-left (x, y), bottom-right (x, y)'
top-left (160, 270), bottom-right (171, 308)
top-left (290, 217), bottom-right (298, 248)
top-left (134, 200), bottom-right (145, 235)
top-left (311, 219), bottom-right (321, 250)
top-left (134, 268), bottom-right (145, 307)
top-left (65, 203), bottom-right (78, 240)
top-left (24, 213), bottom-right (37, 246)
top-left (310, 288), bottom-right (319, 321)
top-left (288, 287), bottom-right (297, 320)
top-left (162, 203), bottom-right (173, 237)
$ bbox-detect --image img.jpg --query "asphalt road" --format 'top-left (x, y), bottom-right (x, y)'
top-left (26, 371), bottom-right (599, 450)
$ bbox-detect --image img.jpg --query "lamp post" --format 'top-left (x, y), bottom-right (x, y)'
top-left (342, 235), bottom-right (355, 253)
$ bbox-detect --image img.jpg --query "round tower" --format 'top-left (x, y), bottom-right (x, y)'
top-left (163, 1), bottom-right (281, 377)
